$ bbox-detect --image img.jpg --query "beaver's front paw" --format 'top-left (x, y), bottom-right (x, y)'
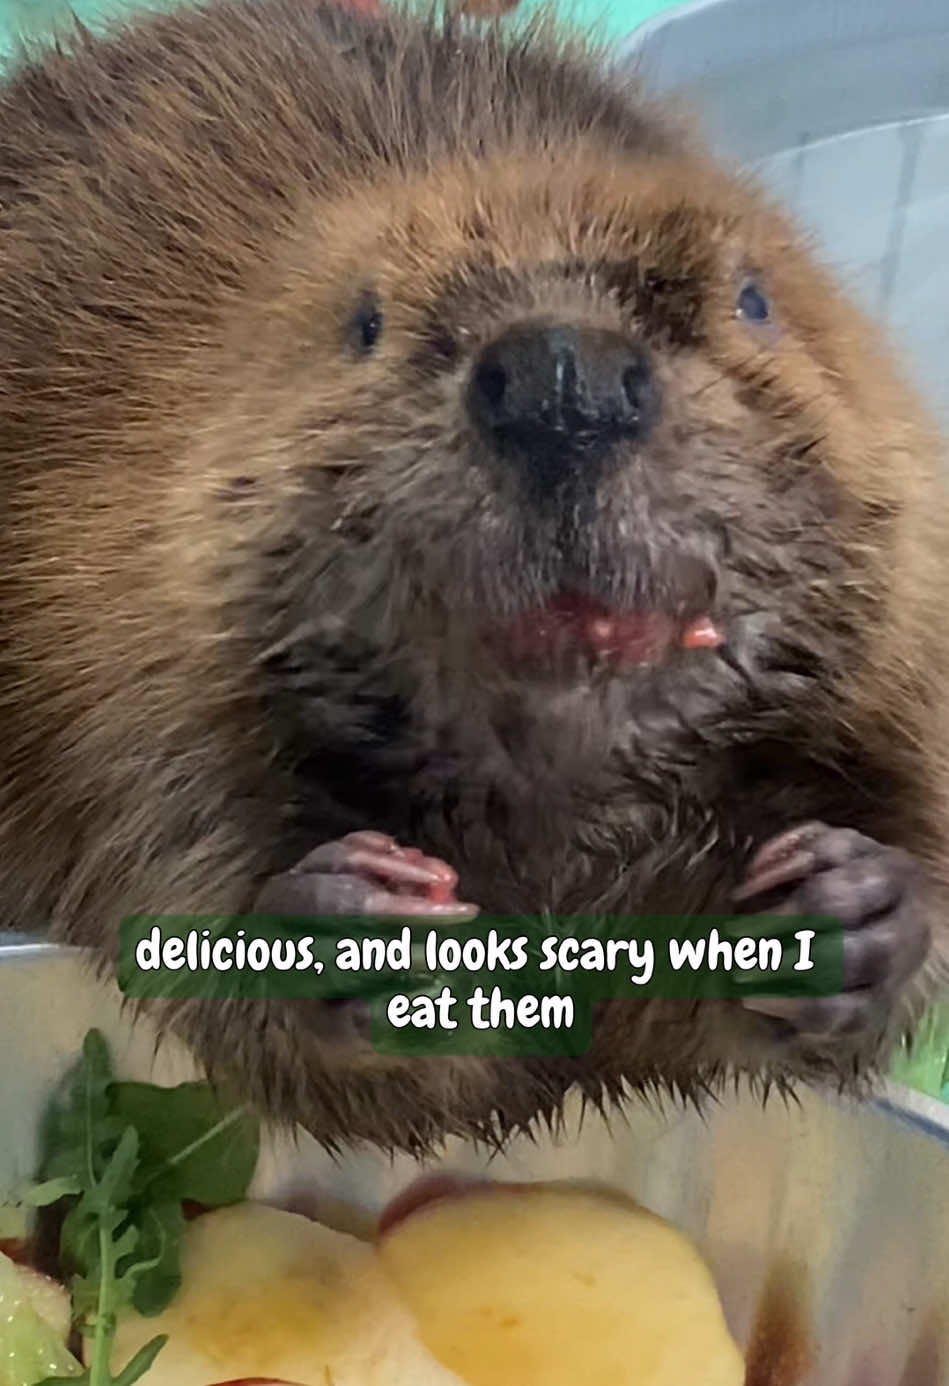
top-left (732, 822), bottom-right (930, 1038)
top-left (253, 832), bottom-right (479, 1047)
top-left (254, 831), bottom-right (479, 920)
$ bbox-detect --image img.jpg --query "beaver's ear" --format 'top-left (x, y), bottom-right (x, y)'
top-left (347, 289), bottom-right (384, 356)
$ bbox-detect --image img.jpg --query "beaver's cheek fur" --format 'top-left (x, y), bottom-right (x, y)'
top-left (0, 0), bottom-right (947, 1153)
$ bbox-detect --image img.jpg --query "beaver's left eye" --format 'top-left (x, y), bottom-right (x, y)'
top-left (349, 291), bottom-right (383, 356)
top-left (736, 281), bottom-right (770, 323)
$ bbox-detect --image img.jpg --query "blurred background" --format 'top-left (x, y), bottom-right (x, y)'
top-left (0, 0), bottom-right (675, 52)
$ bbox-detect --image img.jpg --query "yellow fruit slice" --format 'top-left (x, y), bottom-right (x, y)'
top-left (102, 1203), bottom-right (463, 1386)
top-left (376, 1182), bottom-right (744, 1386)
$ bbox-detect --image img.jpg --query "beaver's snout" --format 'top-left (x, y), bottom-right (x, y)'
top-left (467, 318), bottom-right (660, 496)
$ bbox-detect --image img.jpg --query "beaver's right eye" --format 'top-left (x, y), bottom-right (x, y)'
top-left (349, 292), bottom-right (383, 356)
top-left (736, 280), bottom-right (770, 324)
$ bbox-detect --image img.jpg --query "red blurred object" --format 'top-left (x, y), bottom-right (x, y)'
top-left (681, 616), bottom-right (724, 650)
top-left (376, 1174), bottom-right (521, 1239)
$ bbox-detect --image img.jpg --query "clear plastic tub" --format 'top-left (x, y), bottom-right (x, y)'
top-left (622, 0), bottom-right (949, 428)
top-left (3, 940), bottom-right (949, 1384)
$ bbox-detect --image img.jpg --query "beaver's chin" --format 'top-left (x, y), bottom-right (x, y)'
top-left (488, 589), bottom-right (724, 676)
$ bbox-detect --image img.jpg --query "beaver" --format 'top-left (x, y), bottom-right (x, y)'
top-left (0, 0), bottom-right (945, 1153)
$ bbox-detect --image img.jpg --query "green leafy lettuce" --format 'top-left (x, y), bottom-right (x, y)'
top-left (5, 1029), bottom-right (260, 1386)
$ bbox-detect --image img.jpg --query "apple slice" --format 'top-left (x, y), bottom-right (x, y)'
top-left (103, 1203), bottom-right (464, 1386)
top-left (103, 1186), bottom-right (743, 1386)
top-left (376, 1180), bottom-right (745, 1386)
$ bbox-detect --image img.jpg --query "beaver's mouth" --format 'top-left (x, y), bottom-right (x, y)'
top-left (496, 590), bottom-right (724, 670)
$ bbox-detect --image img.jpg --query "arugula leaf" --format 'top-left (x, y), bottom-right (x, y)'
top-left (16, 1178), bottom-right (82, 1209)
top-left (111, 1082), bottom-right (259, 1207)
top-left (88, 1128), bottom-right (140, 1219)
top-left (125, 1203), bottom-right (184, 1318)
top-left (108, 1336), bottom-right (169, 1386)
top-left (4, 1028), bottom-right (261, 1386)
top-left (35, 1333), bottom-right (168, 1386)
top-left (39, 1033), bottom-right (125, 1188)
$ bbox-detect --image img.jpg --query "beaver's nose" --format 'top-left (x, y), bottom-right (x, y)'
top-left (467, 320), bottom-right (659, 489)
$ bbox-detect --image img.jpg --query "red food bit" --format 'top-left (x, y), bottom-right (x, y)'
top-left (407, 851), bottom-right (460, 905)
top-left (508, 592), bottom-right (675, 666)
top-left (503, 593), bottom-right (726, 667)
top-left (681, 616), bottom-right (724, 650)
top-left (0, 1238), bottom-right (31, 1265)
top-left (377, 1174), bottom-right (490, 1239)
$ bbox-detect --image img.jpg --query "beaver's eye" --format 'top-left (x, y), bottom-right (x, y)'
top-left (349, 292), bottom-right (383, 356)
top-left (736, 281), bottom-right (770, 323)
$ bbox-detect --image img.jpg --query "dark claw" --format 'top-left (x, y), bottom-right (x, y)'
top-left (735, 821), bottom-right (929, 1039)
top-left (791, 850), bottom-right (912, 929)
top-left (743, 990), bottom-right (879, 1039)
top-left (733, 823), bottom-right (875, 903)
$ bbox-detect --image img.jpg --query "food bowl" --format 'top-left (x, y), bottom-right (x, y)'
top-left (3, 936), bottom-right (949, 1385)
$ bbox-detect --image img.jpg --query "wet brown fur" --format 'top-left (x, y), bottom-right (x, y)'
top-left (1, 0), bottom-right (948, 1153)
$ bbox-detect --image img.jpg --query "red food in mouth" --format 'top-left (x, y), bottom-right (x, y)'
top-left (502, 591), bottom-right (723, 667)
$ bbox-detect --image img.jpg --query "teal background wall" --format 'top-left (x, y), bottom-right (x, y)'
top-left (0, 0), bottom-right (678, 53)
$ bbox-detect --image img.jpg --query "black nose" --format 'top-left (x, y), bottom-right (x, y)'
top-left (467, 320), bottom-right (659, 489)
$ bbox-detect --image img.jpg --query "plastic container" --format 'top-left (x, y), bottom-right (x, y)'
top-left (621, 0), bottom-right (949, 429)
top-left (4, 939), bottom-right (949, 1386)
